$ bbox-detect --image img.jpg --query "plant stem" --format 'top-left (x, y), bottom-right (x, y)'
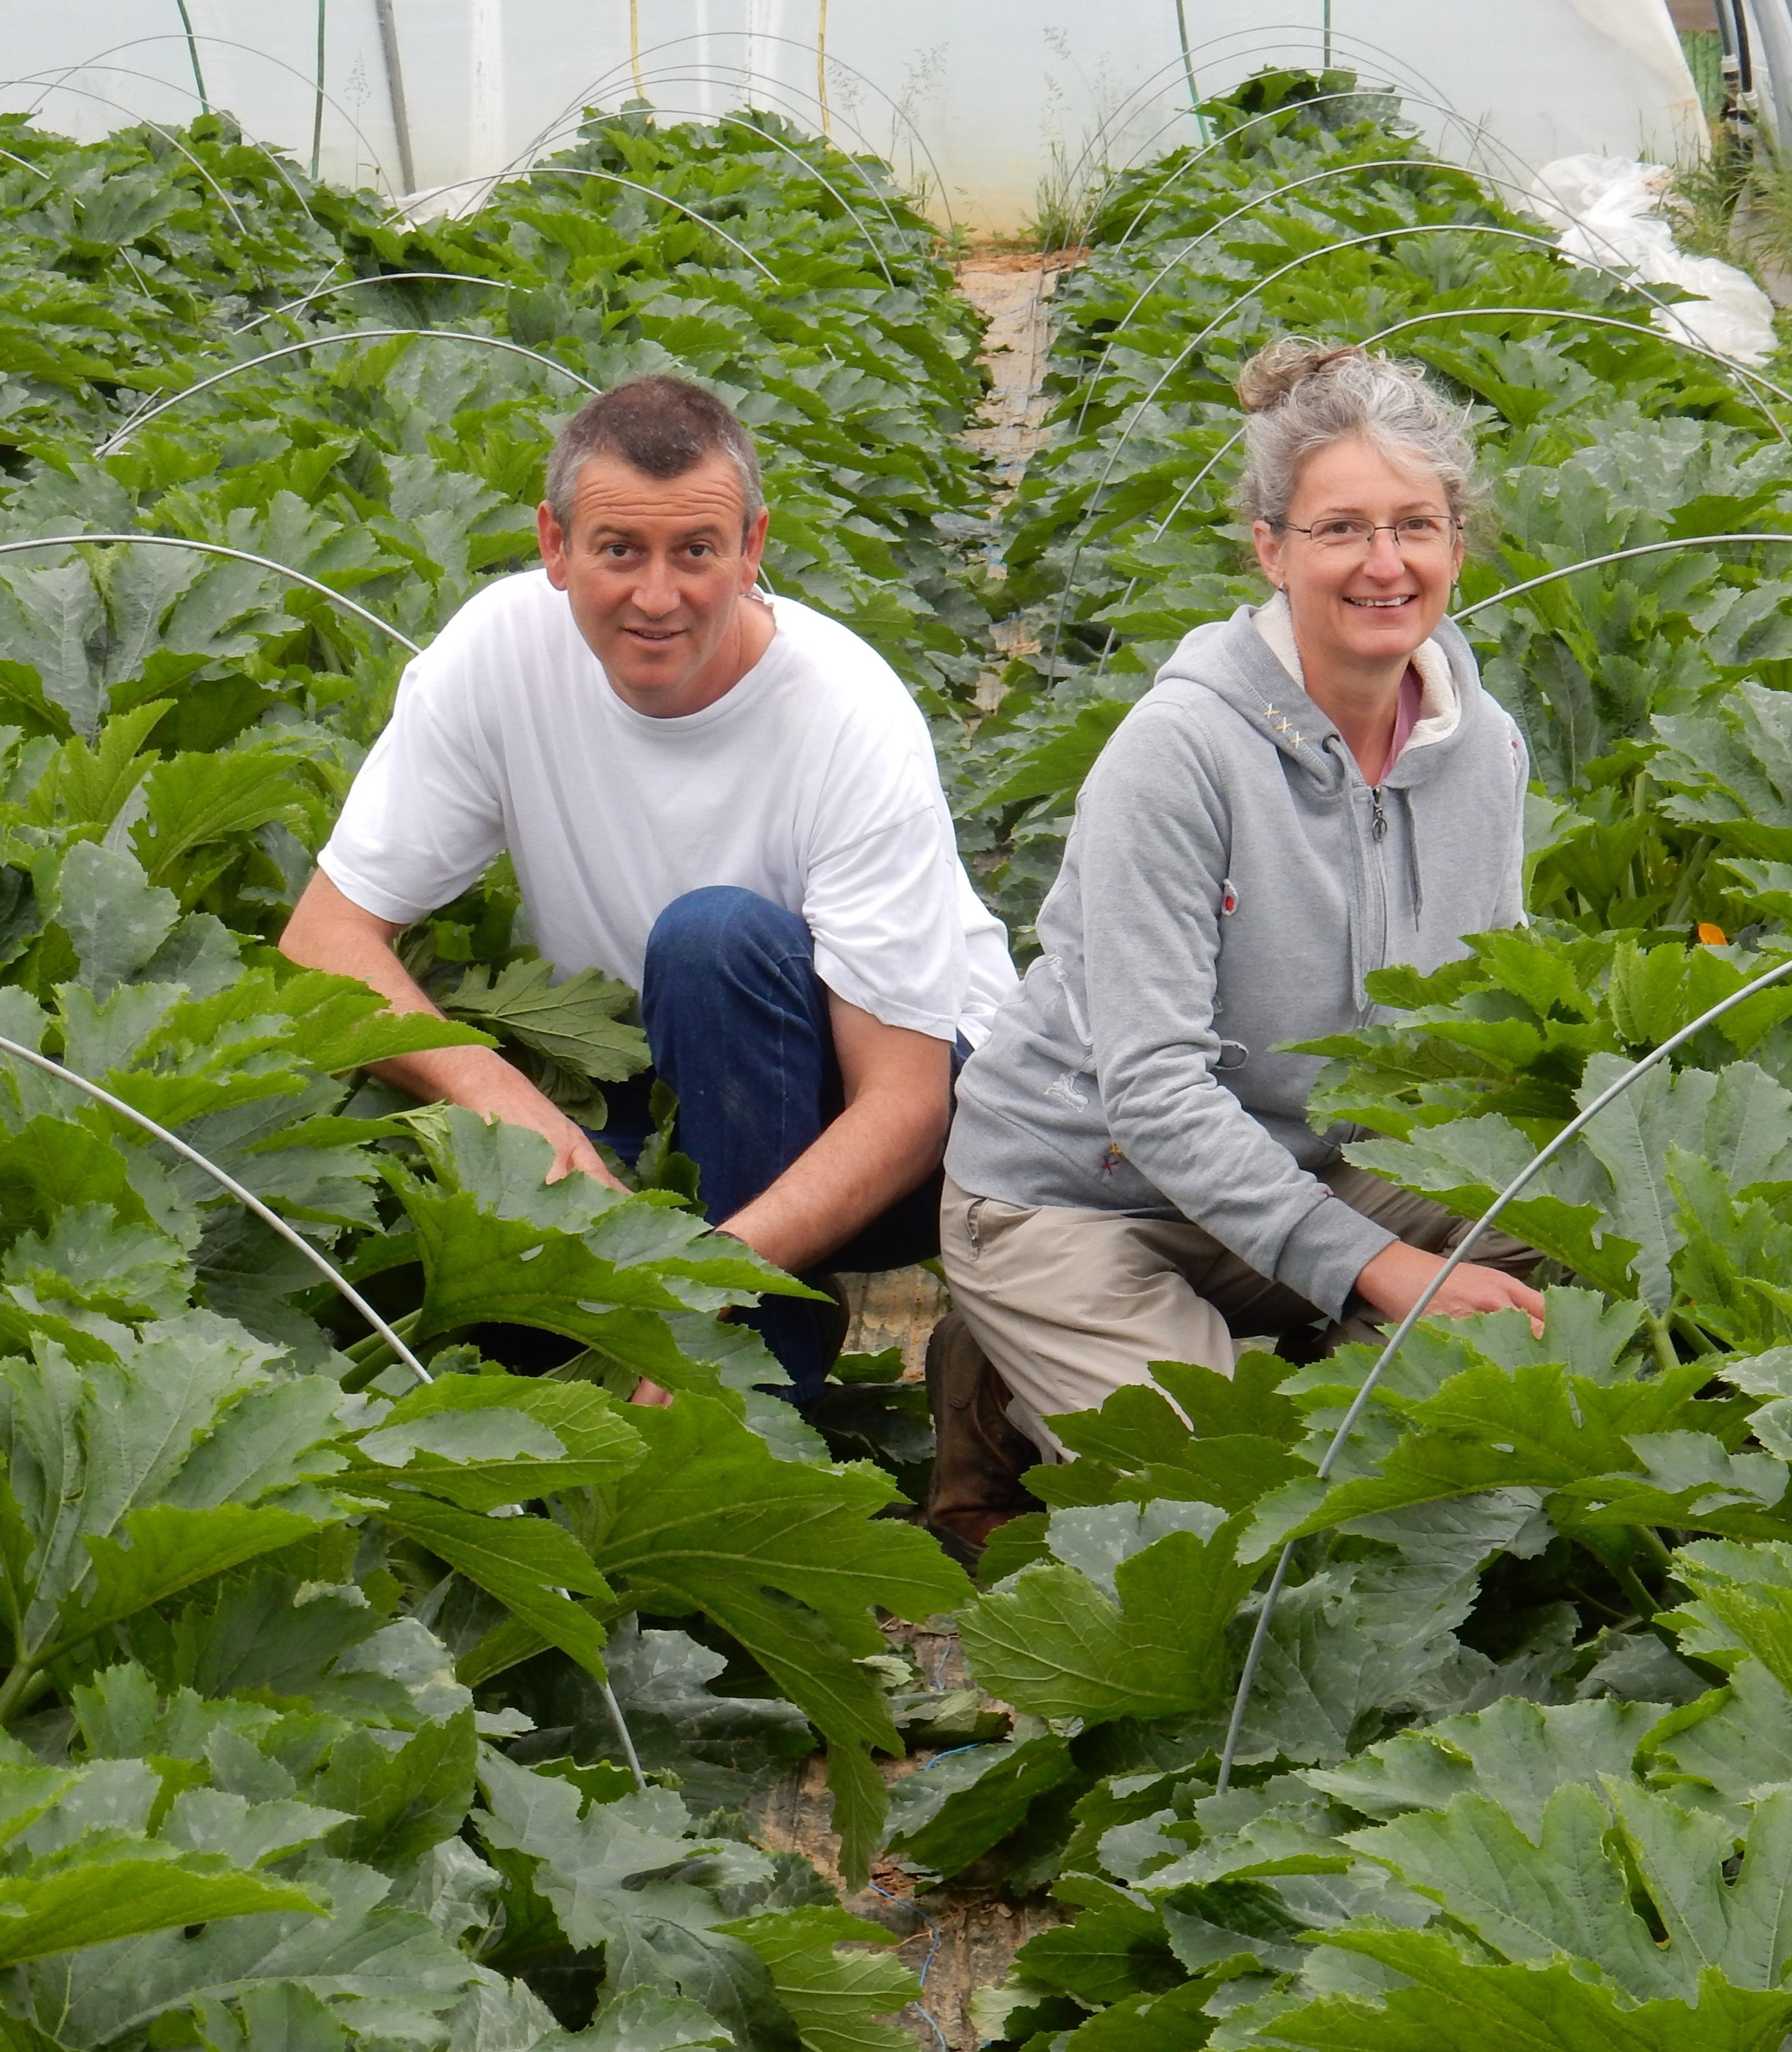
top-left (1645, 1310), bottom-right (1680, 1378)
top-left (0, 1658), bottom-right (40, 1729)
top-left (1612, 1553), bottom-right (1659, 1620)
top-left (1662, 835), bottom-right (1713, 932)
top-left (340, 1308), bottom-right (421, 1390)
top-left (1633, 1525), bottom-right (1674, 1572)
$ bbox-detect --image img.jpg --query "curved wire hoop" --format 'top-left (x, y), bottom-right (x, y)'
top-left (11, 58), bottom-right (320, 223)
top-left (1452, 534), bottom-right (1792, 626)
top-left (94, 330), bottom-right (600, 457)
top-left (1054, 29), bottom-right (1470, 240)
top-left (515, 78), bottom-right (907, 250)
top-left (1071, 164), bottom-right (1774, 435)
top-left (0, 1028), bottom-right (658, 1784)
top-left (399, 164), bottom-right (780, 283)
top-left (0, 144), bottom-right (51, 181)
top-left (549, 86), bottom-right (908, 240)
top-left (10, 37), bottom-right (392, 197)
top-left (1044, 220), bottom-right (1791, 674)
top-left (528, 30), bottom-right (953, 231)
top-left (234, 272), bottom-right (509, 334)
top-left (0, 1031), bottom-right (432, 1386)
top-left (515, 100), bottom-right (895, 284)
top-left (0, 533), bottom-right (423, 654)
top-left (1215, 948), bottom-right (1792, 1791)
top-left (0, 74), bottom-right (247, 234)
top-left (1103, 88), bottom-right (1548, 253)
top-left (1367, 305), bottom-right (1791, 426)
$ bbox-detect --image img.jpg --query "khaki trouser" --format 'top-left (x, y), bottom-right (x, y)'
top-left (939, 1169), bottom-right (1533, 1458)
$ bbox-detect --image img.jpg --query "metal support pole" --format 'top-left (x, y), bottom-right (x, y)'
top-left (310, 0), bottom-right (328, 179)
top-left (374, 0), bottom-right (416, 193)
top-left (174, 0), bottom-right (210, 114)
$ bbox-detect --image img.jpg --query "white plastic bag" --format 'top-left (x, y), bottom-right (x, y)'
top-left (1529, 152), bottom-right (1778, 367)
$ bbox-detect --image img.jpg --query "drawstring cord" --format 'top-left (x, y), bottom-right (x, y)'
top-left (1401, 784), bottom-right (1424, 925)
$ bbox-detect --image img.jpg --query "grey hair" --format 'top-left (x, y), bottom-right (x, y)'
top-left (1232, 339), bottom-right (1477, 529)
top-left (544, 374), bottom-right (764, 538)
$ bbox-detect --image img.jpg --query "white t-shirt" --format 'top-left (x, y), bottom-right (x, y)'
top-left (319, 573), bottom-right (1016, 1045)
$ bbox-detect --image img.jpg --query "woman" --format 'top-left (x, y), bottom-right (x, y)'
top-left (937, 339), bottom-right (1544, 1477)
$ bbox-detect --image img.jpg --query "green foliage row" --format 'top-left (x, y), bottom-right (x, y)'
top-left (0, 99), bottom-right (998, 2052)
top-left (896, 68), bottom-right (1792, 2052)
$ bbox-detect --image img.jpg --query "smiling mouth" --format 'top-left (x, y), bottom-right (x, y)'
top-left (1344, 594), bottom-right (1416, 609)
top-left (623, 626), bottom-right (683, 642)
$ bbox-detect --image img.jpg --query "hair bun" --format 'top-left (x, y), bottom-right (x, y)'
top-left (1236, 339), bottom-right (1363, 414)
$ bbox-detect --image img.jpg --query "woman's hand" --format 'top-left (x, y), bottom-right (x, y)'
top-left (1356, 1241), bottom-right (1546, 1337)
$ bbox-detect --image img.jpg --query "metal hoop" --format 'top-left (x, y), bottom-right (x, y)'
top-left (94, 330), bottom-right (599, 458)
top-left (1045, 222), bottom-right (1790, 675)
top-left (399, 164), bottom-right (779, 284)
top-left (0, 1033), bottom-right (431, 1386)
top-left (0, 533), bottom-right (423, 654)
top-left (234, 272), bottom-right (508, 336)
top-left (1216, 949), bottom-right (1792, 1789)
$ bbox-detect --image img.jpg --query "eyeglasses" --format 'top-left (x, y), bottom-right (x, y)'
top-left (1278, 515), bottom-right (1462, 552)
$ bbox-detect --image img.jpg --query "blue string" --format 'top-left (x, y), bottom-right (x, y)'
top-left (869, 1879), bottom-right (948, 2052)
top-left (921, 1742), bottom-right (985, 1771)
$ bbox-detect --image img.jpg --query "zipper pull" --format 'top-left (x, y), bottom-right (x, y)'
top-left (1370, 787), bottom-right (1388, 840)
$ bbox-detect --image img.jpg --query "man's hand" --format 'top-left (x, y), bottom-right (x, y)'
top-left (279, 870), bottom-right (625, 1191)
top-left (1357, 1240), bottom-right (1546, 1337)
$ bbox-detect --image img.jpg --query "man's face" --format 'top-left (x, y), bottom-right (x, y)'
top-left (537, 452), bottom-right (771, 716)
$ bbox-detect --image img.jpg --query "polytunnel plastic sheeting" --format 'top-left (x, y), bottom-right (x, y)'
top-left (5, 1), bottom-right (1704, 234)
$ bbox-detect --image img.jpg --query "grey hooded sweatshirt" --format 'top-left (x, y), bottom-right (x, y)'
top-left (944, 597), bottom-right (1528, 1321)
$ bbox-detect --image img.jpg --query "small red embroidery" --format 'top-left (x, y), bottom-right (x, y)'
top-left (1220, 878), bottom-right (1239, 916)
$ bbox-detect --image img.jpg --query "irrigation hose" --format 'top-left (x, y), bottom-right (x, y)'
top-left (1213, 948), bottom-right (1792, 1791)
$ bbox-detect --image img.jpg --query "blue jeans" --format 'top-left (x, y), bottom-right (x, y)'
top-left (593, 887), bottom-right (962, 1405)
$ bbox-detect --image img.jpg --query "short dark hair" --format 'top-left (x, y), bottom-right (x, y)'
top-left (544, 375), bottom-right (764, 537)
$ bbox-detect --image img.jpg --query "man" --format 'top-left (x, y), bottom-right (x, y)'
top-left (281, 374), bottom-right (1015, 1402)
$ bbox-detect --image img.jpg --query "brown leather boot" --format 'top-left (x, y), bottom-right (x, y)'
top-left (923, 1312), bottom-right (1044, 1571)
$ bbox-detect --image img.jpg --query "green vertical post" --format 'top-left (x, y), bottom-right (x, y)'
top-left (174, 0), bottom-right (209, 115)
top-left (1175, 0), bottom-right (1210, 142)
top-left (311, 0), bottom-right (327, 179)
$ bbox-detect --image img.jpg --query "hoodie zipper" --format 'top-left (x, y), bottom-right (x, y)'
top-left (1360, 782), bottom-right (1389, 1021)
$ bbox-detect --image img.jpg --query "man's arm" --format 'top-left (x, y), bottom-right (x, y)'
top-left (718, 992), bottom-right (952, 1273)
top-left (279, 870), bottom-right (624, 1188)
top-left (630, 993), bottom-right (951, 1406)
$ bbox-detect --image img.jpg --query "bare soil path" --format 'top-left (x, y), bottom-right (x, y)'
top-left (749, 252), bottom-right (1080, 2050)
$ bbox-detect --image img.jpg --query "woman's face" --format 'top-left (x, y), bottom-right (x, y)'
top-left (1251, 436), bottom-right (1464, 681)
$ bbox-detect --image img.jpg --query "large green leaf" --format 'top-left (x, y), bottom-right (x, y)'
top-left (1258, 1933), bottom-right (1792, 2050)
top-left (441, 958), bottom-right (650, 1082)
top-left (476, 1754), bottom-right (786, 2041)
top-left (0, 1855), bottom-right (323, 1969)
top-left (591, 1394), bottom-right (970, 1882)
top-left (366, 1494), bottom-right (613, 1681)
top-left (959, 1509), bottom-right (1257, 1722)
top-left (721, 1907), bottom-right (918, 2052)
top-left (20, 1856), bottom-right (480, 2047)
